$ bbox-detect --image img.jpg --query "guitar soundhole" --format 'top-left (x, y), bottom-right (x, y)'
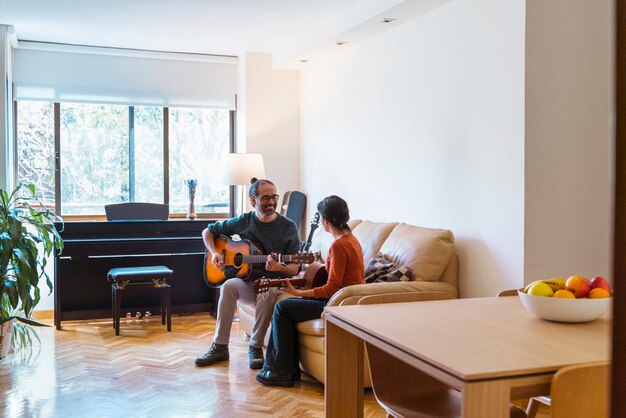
top-left (233, 253), bottom-right (243, 268)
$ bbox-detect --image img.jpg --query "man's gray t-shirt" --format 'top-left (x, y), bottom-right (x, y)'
top-left (207, 211), bottom-right (300, 278)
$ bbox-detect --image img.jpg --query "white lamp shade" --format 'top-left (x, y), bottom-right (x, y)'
top-left (221, 153), bottom-right (266, 186)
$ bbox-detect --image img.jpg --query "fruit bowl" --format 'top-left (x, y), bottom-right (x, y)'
top-left (518, 290), bottom-right (612, 323)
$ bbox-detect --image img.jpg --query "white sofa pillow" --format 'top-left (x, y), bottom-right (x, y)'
top-left (379, 224), bottom-right (454, 282)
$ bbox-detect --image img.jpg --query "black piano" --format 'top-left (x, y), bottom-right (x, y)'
top-left (54, 219), bottom-right (216, 329)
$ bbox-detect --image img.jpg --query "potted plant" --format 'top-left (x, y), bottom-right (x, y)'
top-left (0, 183), bottom-right (63, 358)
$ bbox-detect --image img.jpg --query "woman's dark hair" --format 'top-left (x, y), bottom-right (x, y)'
top-left (317, 195), bottom-right (350, 231)
top-left (249, 177), bottom-right (276, 197)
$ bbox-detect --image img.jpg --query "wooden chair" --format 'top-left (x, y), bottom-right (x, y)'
top-left (526, 362), bottom-right (610, 418)
top-left (359, 292), bottom-right (527, 418)
top-left (497, 289), bottom-right (520, 297)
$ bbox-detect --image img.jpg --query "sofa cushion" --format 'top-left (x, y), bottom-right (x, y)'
top-left (296, 318), bottom-right (325, 337)
top-left (351, 221), bottom-right (399, 267)
top-left (364, 253), bottom-right (413, 283)
top-left (378, 224), bottom-right (454, 282)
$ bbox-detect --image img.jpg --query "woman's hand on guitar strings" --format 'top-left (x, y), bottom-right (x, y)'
top-left (284, 279), bottom-right (301, 296)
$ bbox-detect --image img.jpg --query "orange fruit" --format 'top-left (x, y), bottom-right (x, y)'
top-left (554, 289), bottom-right (575, 299)
top-left (589, 288), bottom-right (611, 299)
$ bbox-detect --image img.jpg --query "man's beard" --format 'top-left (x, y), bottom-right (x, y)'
top-left (258, 203), bottom-right (276, 216)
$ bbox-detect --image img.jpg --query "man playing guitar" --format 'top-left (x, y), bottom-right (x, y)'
top-left (196, 178), bottom-right (300, 370)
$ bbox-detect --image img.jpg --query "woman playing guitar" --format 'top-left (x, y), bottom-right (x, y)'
top-left (256, 195), bottom-right (365, 387)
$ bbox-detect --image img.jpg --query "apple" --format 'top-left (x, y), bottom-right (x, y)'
top-left (528, 282), bottom-right (554, 297)
top-left (566, 275), bottom-right (591, 298)
top-left (589, 276), bottom-right (612, 294)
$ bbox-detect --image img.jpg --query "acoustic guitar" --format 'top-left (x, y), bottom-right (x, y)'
top-left (300, 212), bottom-right (320, 253)
top-left (203, 235), bottom-right (314, 287)
top-left (252, 262), bottom-right (328, 294)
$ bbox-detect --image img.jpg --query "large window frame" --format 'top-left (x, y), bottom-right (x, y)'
top-left (14, 101), bottom-right (235, 220)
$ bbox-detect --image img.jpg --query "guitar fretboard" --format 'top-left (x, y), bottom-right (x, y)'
top-left (239, 254), bottom-right (301, 264)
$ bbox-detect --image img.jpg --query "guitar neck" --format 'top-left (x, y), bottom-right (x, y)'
top-left (263, 277), bottom-right (306, 290)
top-left (240, 254), bottom-right (301, 264)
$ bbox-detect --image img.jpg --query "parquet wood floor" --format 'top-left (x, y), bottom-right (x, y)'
top-left (0, 314), bottom-right (387, 418)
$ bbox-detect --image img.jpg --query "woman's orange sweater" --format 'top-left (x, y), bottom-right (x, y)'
top-left (313, 233), bottom-right (365, 299)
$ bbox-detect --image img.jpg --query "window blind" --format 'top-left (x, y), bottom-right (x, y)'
top-left (13, 41), bottom-right (238, 109)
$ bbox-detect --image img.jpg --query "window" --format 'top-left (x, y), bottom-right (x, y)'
top-left (16, 101), bottom-right (55, 206)
top-left (16, 100), bottom-right (233, 218)
top-left (134, 106), bottom-right (165, 204)
top-left (60, 103), bottom-right (130, 215)
top-left (168, 108), bottom-right (231, 215)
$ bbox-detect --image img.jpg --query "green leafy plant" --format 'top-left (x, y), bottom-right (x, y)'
top-left (0, 183), bottom-right (64, 352)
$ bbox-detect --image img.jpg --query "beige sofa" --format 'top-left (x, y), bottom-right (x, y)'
top-left (237, 219), bottom-right (458, 385)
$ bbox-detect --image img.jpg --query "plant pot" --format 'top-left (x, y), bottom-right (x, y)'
top-left (0, 321), bottom-right (13, 359)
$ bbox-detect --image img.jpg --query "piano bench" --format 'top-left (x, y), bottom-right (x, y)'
top-left (107, 266), bottom-right (173, 336)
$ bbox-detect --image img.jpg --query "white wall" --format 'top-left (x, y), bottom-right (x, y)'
top-left (525, 0), bottom-right (614, 283)
top-left (242, 52), bottom-right (301, 219)
top-left (300, 0), bottom-right (526, 297)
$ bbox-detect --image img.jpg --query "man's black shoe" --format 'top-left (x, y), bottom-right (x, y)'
top-left (195, 342), bottom-right (229, 367)
top-left (256, 370), bottom-right (294, 387)
top-left (248, 346), bottom-right (264, 369)
top-left (292, 371), bottom-right (301, 381)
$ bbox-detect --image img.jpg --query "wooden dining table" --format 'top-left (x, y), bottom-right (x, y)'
top-left (324, 296), bottom-right (611, 418)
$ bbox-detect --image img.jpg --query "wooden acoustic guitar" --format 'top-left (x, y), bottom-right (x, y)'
top-left (300, 212), bottom-right (320, 253)
top-left (203, 235), bottom-right (314, 287)
top-left (252, 262), bottom-right (328, 294)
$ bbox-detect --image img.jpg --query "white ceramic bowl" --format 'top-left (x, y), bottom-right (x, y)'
top-left (517, 290), bottom-right (612, 323)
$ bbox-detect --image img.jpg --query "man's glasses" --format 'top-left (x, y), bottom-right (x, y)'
top-left (258, 194), bottom-right (280, 203)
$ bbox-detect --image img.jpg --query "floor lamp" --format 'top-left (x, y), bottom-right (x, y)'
top-left (222, 153), bottom-right (266, 216)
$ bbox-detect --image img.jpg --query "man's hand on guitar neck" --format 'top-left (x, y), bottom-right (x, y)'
top-left (265, 253), bottom-right (282, 272)
top-left (265, 253), bottom-right (299, 276)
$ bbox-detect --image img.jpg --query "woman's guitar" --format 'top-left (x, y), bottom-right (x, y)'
top-left (300, 212), bottom-right (320, 253)
top-left (252, 262), bottom-right (328, 295)
top-left (203, 235), bottom-right (314, 287)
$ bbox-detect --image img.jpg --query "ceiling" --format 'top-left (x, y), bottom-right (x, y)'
top-left (0, 0), bottom-right (449, 68)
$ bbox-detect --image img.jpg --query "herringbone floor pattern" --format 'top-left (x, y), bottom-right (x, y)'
top-left (0, 314), bottom-right (387, 418)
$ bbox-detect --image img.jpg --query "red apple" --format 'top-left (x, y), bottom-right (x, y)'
top-left (566, 275), bottom-right (591, 298)
top-left (589, 276), bottom-right (612, 294)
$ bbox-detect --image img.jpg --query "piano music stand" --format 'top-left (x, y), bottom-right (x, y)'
top-left (104, 203), bottom-right (169, 221)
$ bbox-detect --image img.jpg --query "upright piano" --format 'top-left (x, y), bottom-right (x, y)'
top-left (54, 219), bottom-right (216, 329)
